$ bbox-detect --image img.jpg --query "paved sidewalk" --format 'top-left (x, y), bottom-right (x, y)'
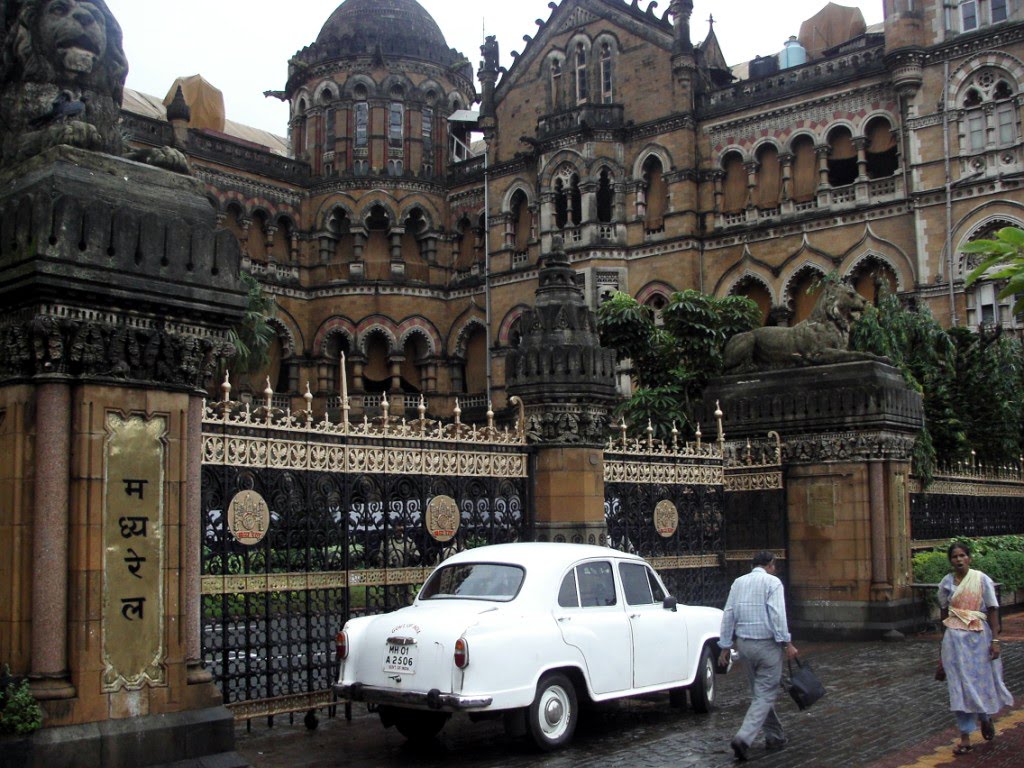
top-left (235, 613), bottom-right (1024, 767)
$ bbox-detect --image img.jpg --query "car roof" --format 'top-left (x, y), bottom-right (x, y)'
top-left (441, 542), bottom-right (643, 575)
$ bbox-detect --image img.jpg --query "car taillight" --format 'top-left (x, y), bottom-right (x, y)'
top-left (454, 637), bottom-right (469, 669)
top-left (335, 630), bottom-right (348, 661)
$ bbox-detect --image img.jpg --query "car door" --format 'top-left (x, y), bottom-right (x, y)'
top-left (619, 561), bottom-right (687, 689)
top-left (553, 560), bottom-right (632, 694)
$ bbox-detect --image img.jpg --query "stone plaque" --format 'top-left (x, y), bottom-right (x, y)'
top-left (654, 500), bottom-right (679, 538)
top-left (806, 481), bottom-right (836, 528)
top-left (102, 413), bottom-right (166, 691)
top-left (426, 495), bottom-right (460, 542)
top-left (228, 490), bottom-right (270, 546)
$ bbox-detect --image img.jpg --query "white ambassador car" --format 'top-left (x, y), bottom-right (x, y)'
top-left (333, 542), bottom-right (726, 750)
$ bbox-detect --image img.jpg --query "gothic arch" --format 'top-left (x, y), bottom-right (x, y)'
top-left (313, 80), bottom-right (337, 104)
top-left (632, 145), bottom-right (674, 179)
top-left (266, 317), bottom-right (299, 359)
top-left (356, 198), bottom-right (398, 229)
top-left (539, 150), bottom-right (586, 187)
top-left (780, 262), bottom-right (830, 314)
top-left (843, 251), bottom-right (905, 292)
top-left (947, 51), bottom-right (1024, 108)
top-left (312, 317), bottom-right (357, 357)
top-left (502, 180), bottom-right (535, 211)
top-left (724, 271), bottom-right (777, 305)
top-left (449, 316), bottom-right (488, 358)
top-left (954, 209), bottom-right (1024, 278)
top-left (396, 317), bottom-right (442, 357)
top-left (786, 130), bottom-right (819, 151)
top-left (497, 305), bottom-right (530, 347)
top-left (343, 75), bottom-right (378, 99)
top-left (356, 317), bottom-right (400, 356)
top-left (315, 197), bottom-right (357, 233)
top-left (635, 281), bottom-right (676, 306)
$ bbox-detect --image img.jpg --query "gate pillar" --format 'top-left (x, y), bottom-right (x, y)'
top-left (506, 240), bottom-right (618, 544)
top-left (0, 145), bottom-right (246, 764)
top-left (705, 361), bottom-right (924, 639)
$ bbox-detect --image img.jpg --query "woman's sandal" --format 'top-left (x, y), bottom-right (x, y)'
top-left (981, 719), bottom-right (996, 741)
top-left (953, 744), bottom-right (973, 756)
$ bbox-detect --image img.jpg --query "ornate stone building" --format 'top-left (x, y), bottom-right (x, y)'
top-left (122, 0), bottom-right (1024, 419)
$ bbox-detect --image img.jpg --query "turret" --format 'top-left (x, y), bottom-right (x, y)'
top-left (165, 85), bottom-right (191, 147)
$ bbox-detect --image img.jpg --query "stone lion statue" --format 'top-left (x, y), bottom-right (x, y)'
top-left (722, 282), bottom-right (889, 374)
top-left (0, 0), bottom-right (187, 172)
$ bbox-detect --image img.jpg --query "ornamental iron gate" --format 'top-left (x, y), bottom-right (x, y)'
top-left (604, 428), bottom-right (785, 608)
top-left (909, 471), bottom-right (1024, 546)
top-left (200, 393), bottom-right (531, 720)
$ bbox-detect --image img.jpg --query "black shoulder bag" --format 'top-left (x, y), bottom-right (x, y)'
top-left (787, 657), bottom-right (826, 710)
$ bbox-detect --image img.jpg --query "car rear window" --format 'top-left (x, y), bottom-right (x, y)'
top-left (419, 563), bottom-right (525, 601)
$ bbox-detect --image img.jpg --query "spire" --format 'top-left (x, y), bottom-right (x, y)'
top-left (669, 0), bottom-right (694, 55)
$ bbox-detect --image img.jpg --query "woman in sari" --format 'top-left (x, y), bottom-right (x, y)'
top-left (938, 541), bottom-right (1013, 756)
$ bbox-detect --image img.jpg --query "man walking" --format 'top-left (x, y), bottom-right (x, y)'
top-left (718, 551), bottom-right (798, 761)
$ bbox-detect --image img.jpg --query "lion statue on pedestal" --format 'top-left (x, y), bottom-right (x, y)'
top-left (722, 281), bottom-right (889, 374)
top-left (0, 0), bottom-right (186, 171)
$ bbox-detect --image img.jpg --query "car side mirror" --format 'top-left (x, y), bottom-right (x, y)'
top-left (663, 595), bottom-right (678, 612)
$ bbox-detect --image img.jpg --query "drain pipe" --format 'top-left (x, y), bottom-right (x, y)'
top-left (942, 59), bottom-right (958, 325)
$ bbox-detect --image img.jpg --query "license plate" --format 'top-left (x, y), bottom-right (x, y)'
top-left (383, 642), bottom-right (417, 675)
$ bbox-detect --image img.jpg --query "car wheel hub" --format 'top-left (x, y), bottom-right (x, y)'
top-left (544, 697), bottom-right (564, 726)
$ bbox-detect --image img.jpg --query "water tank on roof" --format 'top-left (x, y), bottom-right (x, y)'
top-left (779, 36), bottom-right (807, 69)
top-left (749, 55), bottom-right (780, 80)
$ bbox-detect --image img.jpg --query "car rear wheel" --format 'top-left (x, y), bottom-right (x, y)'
top-left (384, 707), bottom-right (449, 742)
top-left (528, 672), bottom-right (578, 750)
top-left (689, 645), bottom-right (717, 713)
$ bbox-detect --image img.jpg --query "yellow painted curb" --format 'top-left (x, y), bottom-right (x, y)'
top-left (893, 708), bottom-right (1024, 767)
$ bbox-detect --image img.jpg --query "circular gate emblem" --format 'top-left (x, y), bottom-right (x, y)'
top-left (227, 490), bottom-right (270, 546)
top-left (654, 500), bottom-right (679, 538)
top-left (426, 495), bottom-right (460, 542)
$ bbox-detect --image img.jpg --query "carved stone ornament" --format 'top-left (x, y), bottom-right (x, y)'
top-left (426, 494), bottom-right (460, 542)
top-left (227, 490), bottom-right (270, 547)
top-left (0, 309), bottom-right (234, 390)
top-left (654, 500), bottom-right (679, 538)
top-left (782, 430), bottom-right (918, 464)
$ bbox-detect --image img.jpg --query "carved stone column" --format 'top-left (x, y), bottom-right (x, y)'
top-left (505, 238), bottom-right (619, 544)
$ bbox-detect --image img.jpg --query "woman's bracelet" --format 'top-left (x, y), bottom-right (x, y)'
top-left (991, 639), bottom-right (1000, 644)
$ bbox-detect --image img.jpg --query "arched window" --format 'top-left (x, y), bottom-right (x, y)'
top-left (962, 221), bottom-right (1023, 330)
top-left (754, 144), bottom-right (781, 209)
top-left (791, 135), bottom-right (817, 202)
top-left (354, 101), bottom-right (368, 148)
top-left (575, 44), bottom-right (588, 103)
top-left (849, 258), bottom-right (898, 305)
top-left (421, 106), bottom-right (434, 176)
top-left (510, 190), bottom-right (530, 252)
top-left (364, 204), bottom-right (391, 281)
top-left (457, 216), bottom-right (476, 270)
top-left (389, 102), bottom-right (404, 149)
top-left (600, 43), bottom-right (614, 103)
top-left (597, 169), bottom-right (614, 223)
top-left (955, 0), bottom-right (1009, 32)
top-left (551, 59), bottom-right (563, 111)
top-left (960, 69), bottom-right (1018, 153)
top-left (642, 157), bottom-right (667, 230)
top-left (827, 126), bottom-right (857, 187)
top-left (731, 278), bottom-right (772, 325)
top-left (865, 117), bottom-right (898, 178)
top-left (721, 152), bottom-right (746, 213)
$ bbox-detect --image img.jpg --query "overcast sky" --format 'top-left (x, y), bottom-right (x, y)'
top-left (103, 0), bottom-right (884, 136)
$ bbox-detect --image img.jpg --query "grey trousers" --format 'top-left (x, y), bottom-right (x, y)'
top-left (734, 637), bottom-right (785, 747)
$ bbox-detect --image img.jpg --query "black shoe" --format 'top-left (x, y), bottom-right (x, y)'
top-left (766, 737), bottom-right (787, 751)
top-left (731, 738), bottom-right (749, 761)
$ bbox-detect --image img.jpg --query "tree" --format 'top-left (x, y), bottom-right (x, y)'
top-left (597, 290), bottom-right (759, 440)
top-left (225, 271), bottom-right (276, 386)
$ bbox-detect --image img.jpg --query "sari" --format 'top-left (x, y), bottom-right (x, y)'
top-left (938, 569), bottom-right (1013, 717)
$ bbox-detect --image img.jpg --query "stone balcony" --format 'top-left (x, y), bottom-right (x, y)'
top-left (537, 104), bottom-right (625, 141)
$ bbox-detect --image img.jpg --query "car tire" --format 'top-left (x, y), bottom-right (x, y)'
top-left (386, 707), bottom-right (449, 742)
top-left (689, 645), bottom-right (717, 713)
top-left (527, 671), bottom-right (578, 751)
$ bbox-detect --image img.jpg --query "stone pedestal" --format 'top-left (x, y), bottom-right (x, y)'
top-left (706, 361), bottom-right (924, 639)
top-left (0, 147), bottom-right (246, 765)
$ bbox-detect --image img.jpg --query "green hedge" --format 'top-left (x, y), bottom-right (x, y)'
top-left (912, 537), bottom-right (1024, 592)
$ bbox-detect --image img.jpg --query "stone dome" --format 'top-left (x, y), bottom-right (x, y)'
top-left (306, 0), bottom-right (469, 74)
